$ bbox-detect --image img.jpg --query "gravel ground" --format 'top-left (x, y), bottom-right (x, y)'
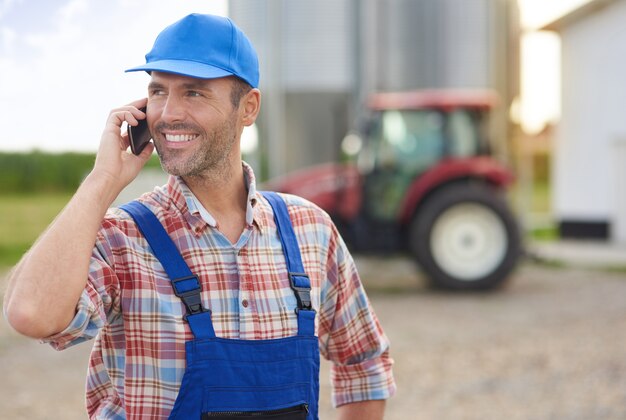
top-left (2, 258), bottom-right (626, 419)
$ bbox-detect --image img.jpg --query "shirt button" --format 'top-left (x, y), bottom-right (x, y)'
top-left (242, 299), bottom-right (249, 308)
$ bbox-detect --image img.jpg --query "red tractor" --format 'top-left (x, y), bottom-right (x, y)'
top-left (266, 89), bottom-right (521, 290)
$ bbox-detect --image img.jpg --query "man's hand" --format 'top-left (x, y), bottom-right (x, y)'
top-left (337, 400), bottom-right (386, 420)
top-left (91, 98), bottom-right (154, 194)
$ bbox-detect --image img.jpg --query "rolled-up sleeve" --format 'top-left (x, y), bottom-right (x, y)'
top-left (41, 286), bottom-right (101, 350)
top-left (318, 226), bottom-right (396, 407)
top-left (331, 350), bottom-right (395, 406)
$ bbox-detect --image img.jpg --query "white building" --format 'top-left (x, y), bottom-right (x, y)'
top-left (543, 0), bottom-right (626, 243)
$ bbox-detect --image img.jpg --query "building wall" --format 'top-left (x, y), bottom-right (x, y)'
top-left (553, 0), bottom-right (626, 241)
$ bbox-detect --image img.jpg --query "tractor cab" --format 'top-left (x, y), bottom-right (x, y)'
top-left (355, 90), bottom-right (497, 225)
top-left (266, 89), bottom-right (520, 290)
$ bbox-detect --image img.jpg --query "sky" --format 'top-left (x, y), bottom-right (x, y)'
top-left (0, 0), bottom-right (227, 152)
top-left (0, 0), bottom-right (589, 152)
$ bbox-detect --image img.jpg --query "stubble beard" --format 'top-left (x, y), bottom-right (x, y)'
top-left (155, 113), bottom-right (239, 182)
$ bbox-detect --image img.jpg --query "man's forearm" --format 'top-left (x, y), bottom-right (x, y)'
top-left (3, 173), bottom-right (123, 338)
top-left (3, 101), bottom-right (151, 339)
top-left (337, 400), bottom-right (386, 420)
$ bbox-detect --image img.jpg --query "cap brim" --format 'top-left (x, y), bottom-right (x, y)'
top-left (125, 59), bottom-right (234, 80)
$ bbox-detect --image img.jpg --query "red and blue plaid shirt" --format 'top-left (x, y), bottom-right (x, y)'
top-left (44, 163), bottom-right (395, 419)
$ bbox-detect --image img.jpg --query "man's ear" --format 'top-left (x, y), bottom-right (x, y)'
top-left (241, 89), bottom-right (261, 126)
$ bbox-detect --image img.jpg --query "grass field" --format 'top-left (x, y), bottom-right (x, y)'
top-left (0, 180), bottom-right (555, 269)
top-left (0, 193), bottom-right (72, 268)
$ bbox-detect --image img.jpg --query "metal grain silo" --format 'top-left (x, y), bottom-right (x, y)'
top-left (229, 0), bottom-right (519, 179)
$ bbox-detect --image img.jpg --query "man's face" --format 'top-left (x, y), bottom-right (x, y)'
top-left (146, 72), bottom-right (242, 178)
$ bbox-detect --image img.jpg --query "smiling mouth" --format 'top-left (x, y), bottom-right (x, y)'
top-left (164, 134), bottom-right (198, 143)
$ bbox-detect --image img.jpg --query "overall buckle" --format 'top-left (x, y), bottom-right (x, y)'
top-left (289, 272), bottom-right (314, 312)
top-left (171, 275), bottom-right (208, 317)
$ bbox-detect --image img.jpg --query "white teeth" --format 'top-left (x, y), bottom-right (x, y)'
top-left (165, 134), bottom-right (196, 142)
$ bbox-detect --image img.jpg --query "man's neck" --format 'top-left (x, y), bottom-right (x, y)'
top-left (182, 161), bottom-right (249, 243)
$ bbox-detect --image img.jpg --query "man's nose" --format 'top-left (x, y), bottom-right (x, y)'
top-left (160, 95), bottom-right (186, 123)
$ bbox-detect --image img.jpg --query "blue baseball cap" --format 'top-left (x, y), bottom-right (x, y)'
top-left (126, 13), bottom-right (259, 88)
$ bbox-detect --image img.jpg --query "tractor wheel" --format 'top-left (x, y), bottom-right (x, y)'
top-left (409, 183), bottom-right (521, 291)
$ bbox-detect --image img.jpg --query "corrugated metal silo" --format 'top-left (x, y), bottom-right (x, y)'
top-left (229, 0), bottom-right (519, 179)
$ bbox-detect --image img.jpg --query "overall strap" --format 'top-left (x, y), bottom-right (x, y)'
top-left (261, 192), bottom-right (316, 337)
top-left (120, 201), bottom-right (215, 339)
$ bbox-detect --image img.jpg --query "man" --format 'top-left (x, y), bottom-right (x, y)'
top-left (4, 13), bottom-right (395, 419)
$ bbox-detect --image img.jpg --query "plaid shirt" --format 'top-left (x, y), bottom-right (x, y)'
top-left (44, 163), bottom-right (395, 419)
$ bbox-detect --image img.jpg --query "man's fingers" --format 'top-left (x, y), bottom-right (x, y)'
top-left (105, 99), bottom-right (148, 132)
top-left (99, 100), bottom-right (151, 155)
top-left (122, 98), bottom-right (148, 127)
top-left (105, 109), bottom-right (141, 132)
top-left (137, 142), bottom-right (155, 160)
top-left (126, 97), bottom-right (148, 110)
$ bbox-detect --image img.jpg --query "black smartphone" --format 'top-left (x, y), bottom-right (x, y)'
top-left (127, 107), bottom-right (152, 155)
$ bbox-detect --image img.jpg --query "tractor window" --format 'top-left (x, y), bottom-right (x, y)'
top-left (447, 110), bottom-right (481, 157)
top-left (364, 110), bottom-right (445, 221)
top-left (375, 110), bottom-right (444, 173)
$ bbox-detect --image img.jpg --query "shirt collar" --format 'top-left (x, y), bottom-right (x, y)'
top-left (165, 162), bottom-right (266, 235)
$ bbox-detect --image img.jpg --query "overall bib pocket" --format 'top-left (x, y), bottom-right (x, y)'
top-left (202, 403), bottom-right (308, 419)
top-left (202, 383), bottom-right (309, 419)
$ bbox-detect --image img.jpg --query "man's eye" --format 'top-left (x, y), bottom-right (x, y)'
top-left (187, 91), bottom-right (202, 97)
top-left (149, 89), bottom-right (165, 96)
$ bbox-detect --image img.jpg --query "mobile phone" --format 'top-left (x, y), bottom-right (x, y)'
top-left (127, 107), bottom-right (151, 155)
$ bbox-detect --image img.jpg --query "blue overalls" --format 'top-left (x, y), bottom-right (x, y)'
top-left (121, 192), bottom-right (319, 419)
